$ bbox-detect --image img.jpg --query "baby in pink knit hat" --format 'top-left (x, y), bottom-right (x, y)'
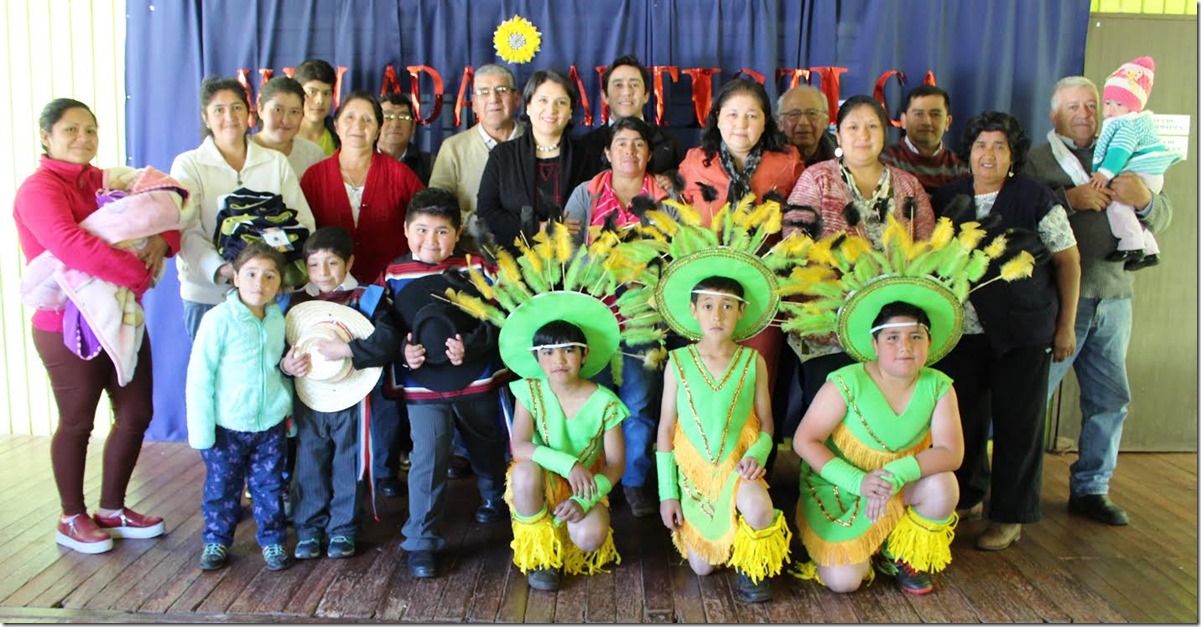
top-left (1085, 56), bottom-right (1182, 271)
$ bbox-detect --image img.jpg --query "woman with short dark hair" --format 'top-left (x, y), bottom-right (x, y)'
top-left (932, 111), bottom-right (1081, 551)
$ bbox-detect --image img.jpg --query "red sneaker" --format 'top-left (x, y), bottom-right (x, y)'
top-left (56, 514), bottom-right (114, 554)
top-left (94, 508), bottom-right (166, 539)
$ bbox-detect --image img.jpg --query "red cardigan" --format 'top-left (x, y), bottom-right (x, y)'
top-left (14, 156), bottom-right (181, 332)
top-left (677, 146), bottom-right (804, 226)
top-left (301, 150), bottom-right (425, 284)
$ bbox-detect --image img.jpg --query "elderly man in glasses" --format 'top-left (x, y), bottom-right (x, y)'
top-left (776, 84), bottom-right (838, 167)
top-left (429, 63), bottom-right (523, 252)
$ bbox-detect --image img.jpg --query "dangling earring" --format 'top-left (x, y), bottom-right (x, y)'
top-left (834, 146), bottom-right (843, 158)
top-left (1008, 165), bottom-right (1015, 178)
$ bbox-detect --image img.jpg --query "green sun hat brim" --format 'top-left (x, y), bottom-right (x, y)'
top-left (498, 291), bottom-right (621, 380)
top-left (837, 275), bottom-right (964, 365)
top-left (655, 248), bottom-right (779, 342)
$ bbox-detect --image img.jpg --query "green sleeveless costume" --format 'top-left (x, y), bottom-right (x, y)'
top-left (797, 363), bottom-right (951, 566)
top-left (507, 377), bottom-right (629, 506)
top-left (667, 344), bottom-right (764, 563)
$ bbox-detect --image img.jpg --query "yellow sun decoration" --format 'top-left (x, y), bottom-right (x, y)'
top-left (494, 15), bottom-right (542, 64)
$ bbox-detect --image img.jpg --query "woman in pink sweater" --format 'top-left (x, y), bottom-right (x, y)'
top-left (13, 99), bottom-right (179, 554)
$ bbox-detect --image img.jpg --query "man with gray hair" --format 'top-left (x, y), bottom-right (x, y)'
top-left (1024, 75), bottom-right (1174, 527)
top-left (429, 63), bottom-right (523, 251)
top-left (776, 84), bottom-right (837, 165)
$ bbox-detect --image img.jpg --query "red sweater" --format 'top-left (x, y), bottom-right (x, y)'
top-left (301, 150), bottom-right (424, 284)
top-left (14, 156), bottom-right (181, 332)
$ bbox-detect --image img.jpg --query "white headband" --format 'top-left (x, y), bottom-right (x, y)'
top-left (529, 342), bottom-right (589, 352)
top-left (691, 289), bottom-right (746, 303)
top-left (870, 321), bottom-right (930, 334)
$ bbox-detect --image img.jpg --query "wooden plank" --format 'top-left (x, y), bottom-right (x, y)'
top-left (666, 561), bottom-right (704, 623)
top-left (430, 520), bottom-right (497, 622)
top-left (489, 561), bottom-right (530, 623)
top-left (996, 534), bottom-right (1125, 623)
top-left (637, 524), bottom-right (675, 623)
top-left (464, 521), bottom-right (515, 622)
top-left (695, 564), bottom-right (736, 622)
top-left (582, 565), bottom-right (616, 622)
top-left (940, 535), bottom-right (1046, 623)
top-left (550, 564), bottom-right (585, 624)
top-left (843, 569), bottom-right (923, 623)
top-left (313, 540), bottom-right (404, 619)
top-left (165, 506), bottom-right (264, 614)
top-left (609, 513), bottom-right (645, 624)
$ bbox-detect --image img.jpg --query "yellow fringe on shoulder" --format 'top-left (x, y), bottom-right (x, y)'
top-left (509, 508), bottom-right (564, 574)
top-left (830, 423), bottom-right (932, 471)
top-left (672, 412), bottom-right (762, 500)
top-left (795, 495), bottom-right (905, 567)
top-left (884, 509), bottom-right (958, 573)
top-left (727, 511), bottom-right (793, 584)
top-left (562, 527), bottom-right (621, 575)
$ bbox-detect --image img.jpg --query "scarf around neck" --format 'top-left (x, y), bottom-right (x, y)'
top-left (718, 143), bottom-right (764, 204)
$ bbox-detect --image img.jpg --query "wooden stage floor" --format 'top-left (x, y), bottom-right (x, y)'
top-left (0, 434), bottom-right (1195, 623)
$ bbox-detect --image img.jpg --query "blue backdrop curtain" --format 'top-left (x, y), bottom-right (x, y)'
top-left (125, 0), bottom-right (1089, 441)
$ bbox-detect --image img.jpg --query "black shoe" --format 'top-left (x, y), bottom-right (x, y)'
top-left (294, 537), bottom-right (322, 560)
top-left (1068, 494), bottom-right (1130, 525)
top-left (623, 484), bottom-right (659, 518)
top-left (327, 535), bottom-right (356, 559)
top-left (474, 497), bottom-right (507, 525)
top-left (734, 571), bottom-right (773, 603)
top-left (1106, 249), bottom-right (1142, 263)
top-left (882, 556), bottom-right (933, 594)
top-left (377, 477), bottom-right (403, 498)
top-left (527, 567), bottom-right (560, 591)
top-left (198, 543), bottom-right (228, 570)
top-left (407, 550), bottom-right (437, 578)
top-left (447, 455), bottom-right (474, 479)
top-left (1125, 253), bottom-right (1159, 271)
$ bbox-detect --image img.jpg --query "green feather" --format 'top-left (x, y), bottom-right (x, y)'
top-left (610, 350), bottom-right (624, 387)
top-left (964, 250), bottom-right (991, 283)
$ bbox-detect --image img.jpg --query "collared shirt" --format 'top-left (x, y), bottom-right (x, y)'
top-left (904, 136), bottom-right (945, 157)
top-left (477, 123), bottom-right (519, 151)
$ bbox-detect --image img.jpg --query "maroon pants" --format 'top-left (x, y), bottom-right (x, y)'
top-left (33, 329), bottom-right (155, 516)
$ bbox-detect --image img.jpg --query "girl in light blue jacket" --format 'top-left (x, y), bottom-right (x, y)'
top-left (186, 242), bottom-right (294, 572)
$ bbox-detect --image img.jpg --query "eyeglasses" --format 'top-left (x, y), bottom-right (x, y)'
top-left (781, 108), bottom-right (827, 121)
top-left (474, 85), bottom-right (514, 97)
top-left (383, 113), bottom-right (414, 122)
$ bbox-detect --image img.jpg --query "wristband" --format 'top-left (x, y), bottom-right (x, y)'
top-left (742, 431), bottom-right (774, 466)
top-left (818, 457), bottom-right (866, 496)
top-left (568, 473), bottom-right (613, 515)
top-left (656, 451), bottom-right (680, 501)
top-left (532, 446), bottom-right (578, 478)
top-left (881, 456), bottom-right (922, 493)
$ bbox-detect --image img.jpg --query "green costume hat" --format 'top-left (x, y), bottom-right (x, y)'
top-left (444, 221), bottom-right (667, 383)
top-left (646, 194), bottom-right (817, 342)
top-left (777, 215), bottom-right (1036, 365)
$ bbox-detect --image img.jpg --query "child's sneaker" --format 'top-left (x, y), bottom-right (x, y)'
top-left (294, 537), bottom-right (322, 560)
top-left (198, 543), bottom-right (228, 570)
top-left (527, 567), bottom-right (560, 591)
top-left (734, 570), bottom-right (773, 603)
top-left (56, 514), bottom-right (114, 554)
top-left (327, 535), bottom-right (355, 559)
top-left (93, 508), bottom-right (166, 539)
top-left (877, 555), bottom-right (933, 595)
top-left (262, 543), bottom-right (293, 571)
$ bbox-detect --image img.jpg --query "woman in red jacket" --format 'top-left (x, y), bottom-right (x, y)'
top-left (301, 90), bottom-right (424, 284)
top-left (13, 99), bottom-right (178, 554)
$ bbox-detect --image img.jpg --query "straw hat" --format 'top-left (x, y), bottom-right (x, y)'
top-left (285, 300), bottom-right (382, 412)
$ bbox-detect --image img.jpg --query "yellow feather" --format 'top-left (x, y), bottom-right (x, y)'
top-left (515, 237), bottom-right (544, 275)
top-left (787, 265), bottom-right (838, 289)
top-left (641, 346), bottom-right (669, 370)
top-left (807, 236), bottom-right (839, 267)
top-left (494, 248), bottom-right (526, 286)
top-left (999, 251), bottom-right (1036, 281)
top-left (636, 224), bottom-right (668, 243)
top-left (929, 217), bottom-right (955, 250)
top-left (982, 234), bottom-right (1008, 259)
top-left (711, 203), bottom-right (731, 235)
top-left (762, 203), bottom-right (783, 234)
top-left (766, 232), bottom-right (814, 259)
top-left (881, 214), bottom-right (913, 255)
top-left (661, 199), bottom-right (703, 227)
top-left (837, 235), bottom-right (873, 265)
top-left (645, 210), bottom-right (680, 236)
top-left (464, 256), bottom-right (494, 300)
top-left (552, 222), bottom-right (574, 264)
top-left (956, 222), bottom-right (987, 250)
top-left (444, 288), bottom-right (489, 322)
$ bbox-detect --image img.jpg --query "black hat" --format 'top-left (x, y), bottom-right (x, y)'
top-left (394, 273), bottom-right (494, 392)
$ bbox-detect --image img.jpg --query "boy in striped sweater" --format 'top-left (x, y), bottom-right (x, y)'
top-left (1087, 56), bottom-right (1182, 270)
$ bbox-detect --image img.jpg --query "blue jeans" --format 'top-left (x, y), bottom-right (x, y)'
top-left (1046, 297), bottom-right (1133, 497)
top-left (592, 344), bottom-right (662, 488)
top-left (182, 299), bottom-right (217, 342)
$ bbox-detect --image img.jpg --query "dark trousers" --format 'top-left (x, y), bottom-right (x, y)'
top-left (33, 329), bottom-right (155, 516)
top-left (292, 403), bottom-right (363, 540)
top-left (402, 392), bottom-right (506, 552)
top-left (936, 334), bottom-right (1050, 524)
top-left (200, 423), bottom-right (287, 547)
